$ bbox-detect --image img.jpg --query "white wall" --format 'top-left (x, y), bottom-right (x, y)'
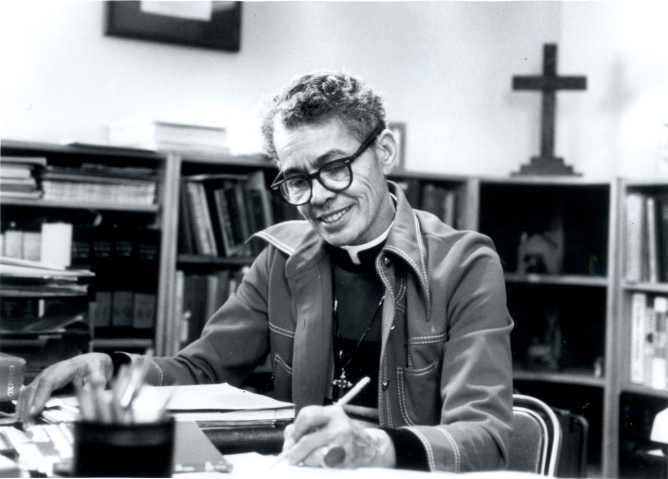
top-left (1, 1), bottom-right (667, 178)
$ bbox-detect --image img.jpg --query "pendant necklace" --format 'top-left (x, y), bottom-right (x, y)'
top-left (332, 295), bottom-right (385, 395)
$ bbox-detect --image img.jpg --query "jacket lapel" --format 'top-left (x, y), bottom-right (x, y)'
top-left (285, 236), bottom-right (334, 410)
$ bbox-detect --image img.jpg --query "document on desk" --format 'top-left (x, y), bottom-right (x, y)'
top-left (160, 383), bottom-right (295, 427)
top-left (41, 383), bottom-right (295, 427)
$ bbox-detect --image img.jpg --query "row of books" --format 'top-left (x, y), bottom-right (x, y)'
top-left (624, 192), bottom-right (668, 283)
top-left (0, 154), bottom-right (159, 205)
top-left (39, 164), bottom-right (158, 205)
top-left (174, 268), bottom-right (247, 350)
top-left (179, 171), bottom-right (274, 257)
top-left (2, 222), bottom-right (81, 267)
top-left (1, 221), bottom-right (161, 332)
top-left (630, 292), bottom-right (668, 390)
top-left (395, 179), bottom-right (458, 227)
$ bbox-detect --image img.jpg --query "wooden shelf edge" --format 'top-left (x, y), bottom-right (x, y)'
top-left (0, 197), bottom-right (159, 212)
top-left (622, 281), bottom-right (668, 294)
top-left (620, 383), bottom-right (668, 399)
top-left (513, 369), bottom-right (605, 387)
top-left (505, 273), bottom-right (608, 287)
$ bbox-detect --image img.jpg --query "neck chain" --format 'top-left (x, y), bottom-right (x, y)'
top-left (332, 294), bottom-right (384, 395)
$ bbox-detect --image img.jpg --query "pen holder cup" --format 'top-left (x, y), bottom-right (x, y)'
top-left (73, 417), bottom-right (175, 477)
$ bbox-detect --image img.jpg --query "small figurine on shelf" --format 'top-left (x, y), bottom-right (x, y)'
top-left (517, 226), bottom-right (564, 277)
top-left (526, 308), bottom-right (562, 371)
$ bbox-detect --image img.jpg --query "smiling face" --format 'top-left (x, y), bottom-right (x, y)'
top-left (273, 118), bottom-right (398, 246)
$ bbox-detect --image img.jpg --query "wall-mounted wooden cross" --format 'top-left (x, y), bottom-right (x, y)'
top-left (512, 44), bottom-right (587, 176)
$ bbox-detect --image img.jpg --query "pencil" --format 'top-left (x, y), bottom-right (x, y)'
top-left (268, 376), bottom-right (371, 469)
top-left (335, 376), bottom-right (370, 406)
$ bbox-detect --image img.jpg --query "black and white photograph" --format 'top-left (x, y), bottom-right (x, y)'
top-left (1, 2), bottom-right (667, 478)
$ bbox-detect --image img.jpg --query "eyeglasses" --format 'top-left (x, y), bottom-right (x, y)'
top-left (271, 125), bottom-right (384, 206)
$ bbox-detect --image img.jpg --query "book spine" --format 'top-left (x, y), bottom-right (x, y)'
top-left (185, 181), bottom-right (217, 256)
top-left (132, 228), bottom-right (160, 330)
top-left (90, 227), bottom-right (114, 328)
top-left (3, 224), bottom-right (23, 259)
top-left (40, 222), bottom-right (73, 268)
top-left (651, 296), bottom-right (668, 390)
top-left (630, 292), bottom-right (647, 384)
top-left (658, 194), bottom-right (668, 283)
top-left (646, 196), bottom-right (659, 283)
top-left (110, 226), bottom-right (134, 328)
top-left (624, 193), bottom-right (644, 282)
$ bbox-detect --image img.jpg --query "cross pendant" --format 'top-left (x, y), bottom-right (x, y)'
top-left (332, 370), bottom-right (353, 392)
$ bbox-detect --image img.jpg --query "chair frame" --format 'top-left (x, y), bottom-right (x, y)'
top-left (512, 394), bottom-right (563, 476)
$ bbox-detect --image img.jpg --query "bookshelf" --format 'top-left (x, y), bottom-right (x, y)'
top-left (2, 139), bottom-right (666, 476)
top-left (1, 140), bottom-right (168, 371)
top-left (615, 179), bottom-right (668, 479)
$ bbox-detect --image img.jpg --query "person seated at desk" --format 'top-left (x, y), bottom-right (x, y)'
top-left (18, 70), bottom-right (514, 473)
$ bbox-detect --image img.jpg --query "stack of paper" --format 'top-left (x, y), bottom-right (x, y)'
top-left (0, 256), bottom-right (94, 297)
top-left (163, 383), bottom-right (295, 428)
top-left (107, 119), bottom-right (230, 156)
top-left (41, 383), bottom-right (295, 429)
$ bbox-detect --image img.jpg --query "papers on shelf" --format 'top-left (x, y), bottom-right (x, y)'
top-left (0, 256), bottom-right (94, 297)
top-left (0, 257), bottom-right (94, 279)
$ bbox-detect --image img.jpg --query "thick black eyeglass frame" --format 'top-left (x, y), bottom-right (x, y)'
top-left (271, 125), bottom-right (384, 205)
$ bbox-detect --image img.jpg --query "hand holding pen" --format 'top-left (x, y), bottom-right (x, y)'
top-left (270, 376), bottom-right (394, 469)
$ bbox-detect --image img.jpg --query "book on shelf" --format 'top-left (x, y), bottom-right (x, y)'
top-left (624, 193), bottom-right (645, 282)
top-left (419, 182), bottom-right (457, 227)
top-left (89, 226), bottom-right (115, 328)
top-left (40, 222), bottom-right (73, 268)
top-left (630, 292), bottom-right (668, 390)
top-left (106, 118), bottom-right (229, 156)
top-left (175, 269), bottom-right (242, 350)
top-left (132, 228), bottom-right (160, 330)
top-left (625, 191), bottom-right (668, 283)
top-left (180, 172), bottom-right (273, 258)
top-left (183, 180), bottom-right (218, 256)
top-left (38, 165), bottom-right (157, 206)
top-left (109, 226), bottom-right (135, 328)
top-left (657, 193), bottom-right (668, 283)
top-left (651, 296), bottom-right (667, 390)
top-left (0, 297), bottom-right (88, 333)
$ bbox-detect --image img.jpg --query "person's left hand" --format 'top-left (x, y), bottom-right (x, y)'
top-left (280, 405), bottom-right (396, 468)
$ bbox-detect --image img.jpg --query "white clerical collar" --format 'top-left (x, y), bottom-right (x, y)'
top-left (340, 220), bottom-right (393, 265)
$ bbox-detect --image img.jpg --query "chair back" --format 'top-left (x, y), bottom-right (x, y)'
top-left (509, 394), bottom-right (563, 476)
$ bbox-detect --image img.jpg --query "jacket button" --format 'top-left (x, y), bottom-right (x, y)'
top-left (382, 379), bottom-right (390, 390)
top-left (383, 256), bottom-right (391, 267)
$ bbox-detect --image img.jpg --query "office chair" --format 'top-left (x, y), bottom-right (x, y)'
top-left (509, 394), bottom-right (563, 476)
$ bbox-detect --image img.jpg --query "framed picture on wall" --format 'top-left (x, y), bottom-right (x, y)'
top-left (388, 122), bottom-right (406, 170)
top-left (105, 1), bottom-right (242, 52)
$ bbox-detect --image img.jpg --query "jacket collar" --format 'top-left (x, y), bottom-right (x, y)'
top-left (253, 181), bottom-right (432, 315)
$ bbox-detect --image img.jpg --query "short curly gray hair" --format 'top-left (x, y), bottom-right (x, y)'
top-left (261, 71), bottom-right (387, 164)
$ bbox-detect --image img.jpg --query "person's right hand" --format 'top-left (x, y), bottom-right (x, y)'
top-left (17, 352), bottom-right (114, 423)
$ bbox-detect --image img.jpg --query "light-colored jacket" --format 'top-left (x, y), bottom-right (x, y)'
top-left (149, 181), bottom-right (514, 472)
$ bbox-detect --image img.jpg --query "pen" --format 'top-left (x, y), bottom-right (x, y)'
top-left (268, 376), bottom-right (371, 469)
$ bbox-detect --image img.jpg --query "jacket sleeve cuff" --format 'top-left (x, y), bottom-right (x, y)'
top-left (380, 427), bottom-right (430, 471)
